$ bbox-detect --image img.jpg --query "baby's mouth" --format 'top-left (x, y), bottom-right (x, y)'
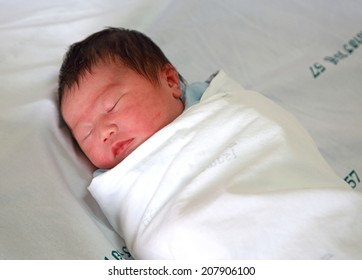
top-left (111, 138), bottom-right (134, 157)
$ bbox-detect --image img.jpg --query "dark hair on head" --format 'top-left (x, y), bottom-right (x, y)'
top-left (57, 27), bottom-right (171, 106)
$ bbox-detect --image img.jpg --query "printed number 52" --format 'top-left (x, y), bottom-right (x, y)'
top-left (344, 170), bottom-right (360, 189)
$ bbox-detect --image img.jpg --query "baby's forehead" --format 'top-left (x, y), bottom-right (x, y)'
top-left (61, 57), bottom-right (161, 107)
top-left (62, 60), bottom-right (131, 104)
top-left (73, 60), bottom-right (122, 88)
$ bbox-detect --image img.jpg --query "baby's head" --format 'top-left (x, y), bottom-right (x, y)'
top-left (58, 27), bottom-right (184, 169)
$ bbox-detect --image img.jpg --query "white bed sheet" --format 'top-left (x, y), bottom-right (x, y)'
top-left (1, 0), bottom-right (361, 259)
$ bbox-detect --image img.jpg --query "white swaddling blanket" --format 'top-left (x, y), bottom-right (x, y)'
top-left (89, 71), bottom-right (362, 259)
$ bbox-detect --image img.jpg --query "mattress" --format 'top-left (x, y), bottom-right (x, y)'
top-left (1, 0), bottom-right (361, 259)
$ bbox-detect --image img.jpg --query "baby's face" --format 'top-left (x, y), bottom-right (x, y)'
top-left (61, 61), bottom-right (183, 169)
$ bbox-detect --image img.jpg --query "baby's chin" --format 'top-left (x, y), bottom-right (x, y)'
top-left (91, 157), bottom-right (119, 170)
top-left (94, 159), bottom-right (122, 170)
top-left (93, 151), bottom-right (133, 169)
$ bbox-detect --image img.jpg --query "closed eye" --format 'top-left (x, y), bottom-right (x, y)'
top-left (107, 103), bottom-right (116, 113)
top-left (107, 97), bottom-right (121, 113)
top-left (82, 129), bottom-right (93, 141)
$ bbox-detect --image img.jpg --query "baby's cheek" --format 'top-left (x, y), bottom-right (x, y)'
top-left (136, 122), bottom-right (161, 140)
top-left (85, 147), bottom-right (111, 169)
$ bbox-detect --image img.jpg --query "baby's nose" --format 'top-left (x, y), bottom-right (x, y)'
top-left (101, 124), bottom-right (117, 143)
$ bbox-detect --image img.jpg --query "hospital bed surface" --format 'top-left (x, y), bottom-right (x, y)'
top-left (1, 0), bottom-right (361, 259)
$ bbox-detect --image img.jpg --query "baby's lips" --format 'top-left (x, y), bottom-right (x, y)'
top-left (111, 138), bottom-right (134, 157)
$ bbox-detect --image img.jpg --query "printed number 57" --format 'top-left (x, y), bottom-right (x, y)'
top-left (310, 63), bottom-right (326, 78)
top-left (344, 170), bottom-right (360, 189)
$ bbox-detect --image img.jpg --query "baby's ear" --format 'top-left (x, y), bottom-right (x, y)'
top-left (162, 64), bottom-right (182, 98)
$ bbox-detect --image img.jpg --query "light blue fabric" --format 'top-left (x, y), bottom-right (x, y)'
top-left (183, 82), bottom-right (209, 110)
top-left (93, 169), bottom-right (108, 177)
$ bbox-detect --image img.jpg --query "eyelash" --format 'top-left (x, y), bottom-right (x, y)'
top-left (107, 103), bottom-right (116, 113)
top-left (81, 97), bottom-right (121, 142)
top-left (107, 98), bottom-right (121, 113)
top-left (83, 129), bottom-right (93, 141)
